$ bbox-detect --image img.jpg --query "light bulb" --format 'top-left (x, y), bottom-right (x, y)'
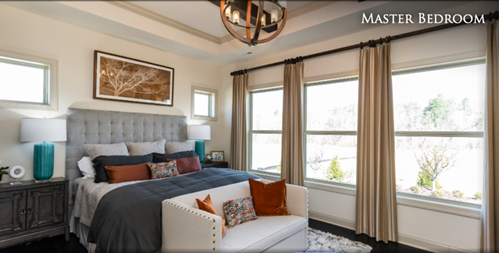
top-left (233, 11), bottom-right (240, 24)
top-left (261, 15), bottom-right (266, 26)
top-left (225, 6), bottom-right (231, 19)
top-left (271, 10), bottom-right (278, 23)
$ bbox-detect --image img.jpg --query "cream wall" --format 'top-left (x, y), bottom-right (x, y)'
top-left (220, 2), bottom-right (495, 252)
top-left (0, 4), bottom-right (225, 183)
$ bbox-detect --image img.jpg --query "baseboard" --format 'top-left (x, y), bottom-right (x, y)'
top-left (309, 211), bottom-right (476, 253)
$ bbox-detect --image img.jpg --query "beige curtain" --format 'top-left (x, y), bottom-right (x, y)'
top-left (355, 43), bottom-right (398, 243)
top-left (481, 19), bottom-right (499, 253)
top-left (230, 73), bottom-right (249, 171)
top-left (280, 59), bottom-right (305, 186)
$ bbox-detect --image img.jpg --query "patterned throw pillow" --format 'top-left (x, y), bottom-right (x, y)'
top-left (223, 196), bottom-right (258, 228)
top-left (147, 161), bottom-right (180, 179)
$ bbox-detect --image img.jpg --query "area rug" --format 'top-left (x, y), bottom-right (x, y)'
top-left (307, 228), bottom-right (372, 253)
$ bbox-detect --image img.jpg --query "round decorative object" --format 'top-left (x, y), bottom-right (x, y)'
top-left (9, 166), bottom-right (25, 179)
top-left (220, 0), bottom-right (287, 46)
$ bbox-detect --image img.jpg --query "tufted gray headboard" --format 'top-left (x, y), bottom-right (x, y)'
top-left (65, 108), bottom-right (187, 206)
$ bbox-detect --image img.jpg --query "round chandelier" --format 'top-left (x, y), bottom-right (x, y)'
top-left (220, 0), bottom-right (287, 47)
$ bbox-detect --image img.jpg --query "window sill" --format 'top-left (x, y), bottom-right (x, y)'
top-left (250, 171), bottom-right (481, 219)
top-left (0, 100), bottom-right (57, 111)
top-left (191, 115), bottom-right (217, 121)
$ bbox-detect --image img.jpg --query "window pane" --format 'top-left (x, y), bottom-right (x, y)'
top-left (0, 61), bottom-right (45, 103)
top-left (306, 135), bottom-right (356, 184)
top-left (251, 134), bottom-right (281, 174)
top-left (252, 90), bottom-right (283, 131)
top-left (194, 93), bottom-right (210, 116)
top-left (306, 80), bottom-right (358, 131)
top-left (393, 64), bottom-right (486, 132)
top-left (395, 136), bottom-right (483, 204)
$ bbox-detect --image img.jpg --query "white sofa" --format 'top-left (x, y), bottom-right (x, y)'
top-left (162, 180), bottom-right (308, 253)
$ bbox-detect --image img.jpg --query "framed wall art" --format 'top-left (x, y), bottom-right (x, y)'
top-left (93, 50), bottom-right (174, 106)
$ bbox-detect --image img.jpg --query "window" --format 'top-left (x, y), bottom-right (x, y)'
top-left (0, 50), bottom-right (57, 110)
top-left (304, 77), bottom-right (358, 185)
top-left (191, 86), bottom-right (217, 121)
top-left (393, 60), bottom-right (485, 204)
top-left (249, 89), bottom-right (283, 174)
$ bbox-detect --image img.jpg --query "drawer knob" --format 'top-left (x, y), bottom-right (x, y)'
top-left (20, 209), bottom-right (26, 215)
top-left (27, 208), bottom-right (33, 214)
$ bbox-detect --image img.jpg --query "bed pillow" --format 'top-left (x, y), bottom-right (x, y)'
top-left (165, 142), bottom-right (193, 154)
top-left (248, 178), bottom-right (290, 216)
top-left (152, 150), bottom-right (198, 163)
top-left (84, 142), bottom-right (129, 160)
top-left (166, 157), bottom-right (201, 175)
top-left (77, 156), bottom-right (95, 179)
top-left (92, 154), bottom-right (153, 183)
top-left (196, 194), bottom-right (226, 237)
top-left (222, 196), bottom-right (258, 228)
top-left (126, 139), bottom-right (166, 156)
top-left (147, 161), bottom-right (180, 179)
top-left (104, 163), bottom-right (151, 184)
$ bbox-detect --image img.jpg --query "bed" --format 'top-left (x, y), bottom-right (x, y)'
top-left (66, 108), bottom-right (257, 252)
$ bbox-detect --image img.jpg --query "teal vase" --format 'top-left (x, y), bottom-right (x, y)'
top-left (33, 142), bottom-right (54, 181)
top-left (194, 140), bottom-right (205, 163)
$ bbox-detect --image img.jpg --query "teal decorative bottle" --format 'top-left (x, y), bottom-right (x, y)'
top-left (195, 140), bottom-right (205, 163)
top-left (33, 141), bottom-right (54, 182)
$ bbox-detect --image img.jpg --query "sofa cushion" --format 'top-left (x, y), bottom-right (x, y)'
top-left (221, 215), bottom-right (307, 253)
top-left (196, 194), bottom-right (226, 237)
top-left (223, 196), bottom-right (258, 228)
top-left (249, 178), bottom-right (290, 216)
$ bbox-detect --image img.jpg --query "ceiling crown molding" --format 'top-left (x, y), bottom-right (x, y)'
top-left (107, 1), bottom-right (221, 44)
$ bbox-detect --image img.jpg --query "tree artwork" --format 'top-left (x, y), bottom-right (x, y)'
top-left (94, 51), bottom-right (173, 106)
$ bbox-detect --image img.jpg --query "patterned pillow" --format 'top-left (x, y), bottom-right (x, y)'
top-left (147, 161), bottom-right (180, 179)
top-left (223, 196), bottom-right (258, 228)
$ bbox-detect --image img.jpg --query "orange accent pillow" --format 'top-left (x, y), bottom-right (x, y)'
top-left (166, 157), bottom-right (201, 174)
top-left (196, 194), bottom-right (226, 237)
top-left (248, 178), bottom-right (291, 216)
top-left (104, 163), bottom-right (151, 184)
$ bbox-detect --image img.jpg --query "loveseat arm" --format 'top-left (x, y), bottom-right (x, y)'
top-left (162, 199), bottom-right (223, 253)
top-left (286, 184), bottom-right (309, 219)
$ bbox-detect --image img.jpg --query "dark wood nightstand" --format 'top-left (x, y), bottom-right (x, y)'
top-left (201, 162), bottom-right (229, 169)
top-left (0, 177), bottom-right (69, 249)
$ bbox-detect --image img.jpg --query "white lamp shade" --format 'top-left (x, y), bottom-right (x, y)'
top-left (188, 125), bottom-right (211, 140)
top-left (20, 118), bottom-right (67, 142)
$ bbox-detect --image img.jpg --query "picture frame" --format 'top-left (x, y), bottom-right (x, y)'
top-left (93, 50), bottom-right (174, 106)
top-left (211, 151), bottom-right (224, 162)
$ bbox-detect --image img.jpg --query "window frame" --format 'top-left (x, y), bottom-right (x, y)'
top-left (391, 58), bottom-right (485, 209)
top-left (248, 87), bottom-right (283, 176)
top-left (191, 86), bottom-right (218, 121)
top-left (303, 76), bottom-right (359, 189)
top-left (0, 49), bottom-right (58, 111)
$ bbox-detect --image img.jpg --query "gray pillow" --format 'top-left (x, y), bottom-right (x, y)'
top-left (84, 142), bottom-right (129, 160)
top-left (126, 139), bottom-right (166, 156)
top-left (165, 142), bottom-right (193, 154)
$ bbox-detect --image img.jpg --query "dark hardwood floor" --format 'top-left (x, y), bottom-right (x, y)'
top-left (309, 219), bottom-right (432, 253)
top-left (2, 219), bottom-right (431, 253)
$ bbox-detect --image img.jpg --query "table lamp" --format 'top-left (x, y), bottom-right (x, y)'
top-left (20, 118), bottom-right (66, 182)
top-left (188, 125), bottom-right (211, 163)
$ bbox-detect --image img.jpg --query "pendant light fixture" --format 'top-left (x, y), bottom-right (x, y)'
top-left (220, 0), bottom-right (287, 46)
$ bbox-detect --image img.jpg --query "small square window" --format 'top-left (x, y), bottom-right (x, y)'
top-left (191, 86), bottom-right (217, 121)
top-left (0, 50), bottom-right (57, 110)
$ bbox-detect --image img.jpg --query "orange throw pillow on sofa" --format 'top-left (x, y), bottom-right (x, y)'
top-left (248, 178), bottom-right (291, 216)
top-left (166, 157), bottom-right (201, 174)
top-left (196, 194), bottom-right (226, 237)
top-left (104, 163), bottom-right (151, 184)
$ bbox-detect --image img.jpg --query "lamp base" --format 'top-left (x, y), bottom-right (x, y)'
top-left (194, 140), bottom-right (205, 163)
top-left (35, 179), bottom-right (52, 183)
top-left (33, 142), bottom-right (54, 181)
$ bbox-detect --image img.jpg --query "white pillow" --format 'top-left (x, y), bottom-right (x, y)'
top-left (84, 142), bottom-right (129, 160)
top-left (126, 139), bottom-right (166, 156)
top-left (78, 156), bottom-right (95, 179)
top-left (165, 142), bottom-right (193, 154)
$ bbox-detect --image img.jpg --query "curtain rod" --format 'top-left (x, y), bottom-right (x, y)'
top-left (230, 10), bottom-right (499, 76)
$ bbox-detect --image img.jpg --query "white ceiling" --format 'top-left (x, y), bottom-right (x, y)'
top-left (2, 1), bottom-right (494, 65)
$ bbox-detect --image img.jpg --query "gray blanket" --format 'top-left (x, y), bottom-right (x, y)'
top-left (87, 168), bottom-right (259, 253)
